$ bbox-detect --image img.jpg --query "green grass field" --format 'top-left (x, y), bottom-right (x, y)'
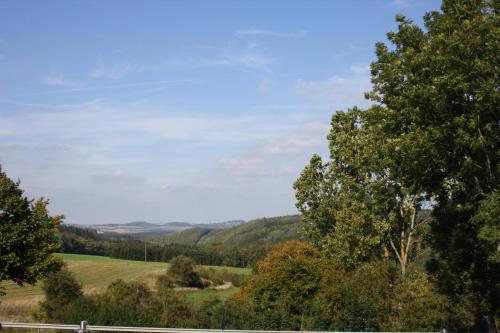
top-left (0, 253), bottom-right (251, 322)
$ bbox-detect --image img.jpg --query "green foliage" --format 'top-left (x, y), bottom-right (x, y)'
top-left (159, 227), bottom-right (213, 245)
top-left (168, 256), bottom-right (204, 288)
top-left (38, 265), bottom-right (83, 321)
top-left (234, 241), bottom-right (324, 330)
top-left (0, 167), bottom-right (63, 295)
top-left (295, 0), bottom-right (499, 329)
top-left (159, 215), bottom-right (301, 246)
top-left (57, 225), bottom-right (109, 256)
top-left (235, 242), bottom-right (451, 331)
top-left (385, 270), bottom-right (451, 332)
top-left (294, 107), bottom-right (429, 273)
top-left (473, 192), bottom-right (500, 265)
top-left (197, 267), bottom-right (246, 287)
top-left (42, 266), bottom-right (82, 304)
top-left (368, 0), bottom-right (500, 328)
top-left (155, 284), bottom-right (194, 327)
top-left (96, 279), bottom-right (158, 326)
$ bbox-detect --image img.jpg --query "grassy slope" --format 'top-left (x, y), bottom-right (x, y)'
top-left (2, 254), bottom-right (165, 302)
top-left (0, 253), bottom-right (250, 303)
top-left (159, 215), bottom-right (301, 246)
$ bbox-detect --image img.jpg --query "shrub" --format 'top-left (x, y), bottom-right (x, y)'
top-left (39, 266), bottom-right (83, 321)
top-left (168, 256), bottom-right (204, 288)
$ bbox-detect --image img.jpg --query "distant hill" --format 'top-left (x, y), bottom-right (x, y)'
top-left (77, 219), bottom-right (245, 236)
top-left (156, 215), bottom-right (301, 246)
top-left (126, 221), bottom-right (162, 227)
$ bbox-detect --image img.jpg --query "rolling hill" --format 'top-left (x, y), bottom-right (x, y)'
top-left (154, 215), bottom-right (301, 246)
top-left (76, 220), bottom-right (244, 236)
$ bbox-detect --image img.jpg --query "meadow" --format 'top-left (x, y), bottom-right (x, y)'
top-left (0, 253), bottom-right (251, 322)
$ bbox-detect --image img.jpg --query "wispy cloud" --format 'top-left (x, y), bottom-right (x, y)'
top-left (234, 28), bottom-right (307, 39)
top-left (161, 43), bottom-right (274, 75)
top-left (214, 42), bottom-right (274, 74)
top-left (255, 122), bottom-right (329, 156)
top-left (293, 67), bottom-right (372, 108)
top-left (332, 44), bottom-right (359, 62)
top-left (217, 121), bottom-right (329, 182)
top-left (258, 79), bottom-right (272, 94)
top-left (91, 170), bottom-right (145, 185)
top-left (387, 0), bottom-right (414, 8)
top-left (0, 98), bottom-right (101, 109)
top-left (41, 71), bottom-right (79, 87)
top-left (350, 64), bottom-right (370, 74)
top-left (0, 100), bottom-right (286, 148)
top-left (92, 61), bottom-right (131, 79)
top-left (16, 78), bottom-right (206, 96)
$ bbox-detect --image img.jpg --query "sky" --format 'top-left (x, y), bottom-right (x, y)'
top-left (0, 0), bottom-right (442, 225)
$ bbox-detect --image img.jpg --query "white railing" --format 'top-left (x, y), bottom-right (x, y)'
top-left (0, 321), bottom-right (443, 333)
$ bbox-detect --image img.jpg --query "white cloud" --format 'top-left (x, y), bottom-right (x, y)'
top-left (92, 170), bottom-right (144, 185)
top-left (256, 122), bottom-right (329, 155)
top-left (0, 99), bottom-right (323, 224)
top-left (294, 72), bottom-right (371, 108)
top-left (41, 72), bottom-right (79, 87)
top-left (350, 64), bottom-right (370, 74)
top-left (234, 28), bottom-right (307, 39)
top-left (0, 100), bottom-right (292, 152)
top-left (388, 0), bottom-right (414, 8)
top-left (218, 155), bottom-right (265, 177)
top-left (332, 44), bottom-right (360, 62)
top-left (92, 62), bottom-right (131, 80)
top-left (216, 121), bottom-right (330, 183)
top-left (258, 79), bottom-right (272, 94)
top-left (161, 43), bottom-right (274, 75)
top-left (219, 42), bottom-right (274, 74)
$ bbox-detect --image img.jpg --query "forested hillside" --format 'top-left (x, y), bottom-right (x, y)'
top-left (56, 224), bottom-right (269, 267)
top-left (156, 215), bottom-right (301, 245)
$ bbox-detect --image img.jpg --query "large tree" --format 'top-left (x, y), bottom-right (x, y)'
top-left (295, 0), bottom-right (498, 330)
top-left (368, 1), bottom-right (499, 330)
top-left (294, 106), bottom-right (431, 275)
top-left (0, 167), bottom-right (63, 295)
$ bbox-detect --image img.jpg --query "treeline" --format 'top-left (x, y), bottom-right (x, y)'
top-left (58, 225), bottom-right (269, 267)
top-left (58, 225), bottom-right (109, 256)
top-left (109, 239), bottom-right (269, 267)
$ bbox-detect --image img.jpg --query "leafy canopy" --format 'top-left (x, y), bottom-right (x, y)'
top-left (0, 167), bottom-right (63, 295)
top-left (295, 0), bottom-right (498, 328)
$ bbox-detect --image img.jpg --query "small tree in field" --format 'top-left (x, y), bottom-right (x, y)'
top-left (168, 255), bottom-right (203, 288)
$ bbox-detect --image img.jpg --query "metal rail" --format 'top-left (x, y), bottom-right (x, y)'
top-left (0, 321), bottom-right (441, 333)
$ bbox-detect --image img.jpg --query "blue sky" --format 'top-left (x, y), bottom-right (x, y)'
top-left (0, 0), bottom-right (441, 224)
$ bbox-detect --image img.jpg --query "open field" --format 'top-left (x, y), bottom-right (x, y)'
top-left (0, 253), bottom-right (251, 322)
